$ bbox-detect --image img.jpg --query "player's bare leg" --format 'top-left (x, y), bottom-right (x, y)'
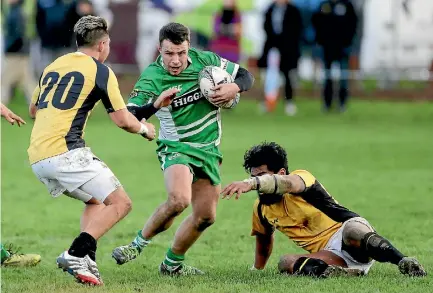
top-left (171, 179), bottom-right (219, 254)
top-left (142, 165), bottom-right (193, 238)
top-left (341, 220), bottom-right (427, 277)
top-left (159, 178), bottom-right (219, 275)
top-left (80, 198), bottom-right (105, 232)
top-left (77, 188), bottom-right (132, 240)
top-left (112, 165), bottom-right (193, 265)
top-left (58, 188), bottom-right (132, 285)
top-left (278, 250), bottom-right (363, 278)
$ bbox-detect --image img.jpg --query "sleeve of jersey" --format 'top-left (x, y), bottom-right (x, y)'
top-left (127, 78), bottom-right (158, 107)
top-left (100, 68), bottom-right (126, 113)
top-left (200, 51), bottom-right (240, 80)
top-left (251, 200), bottom-right (273, 236)
top-left (292, 170), bottom-right (317, 190)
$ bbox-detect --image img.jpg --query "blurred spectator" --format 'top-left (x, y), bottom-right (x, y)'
top-left (209, 0), bottom-right (242, 64)
top-left (293, 0), bottom-right (323, 87)
top-left (106, 0), bottom-right (137, 67)
top-left (189, 30), bottom-right (210, 51)
top-left (349, 0), bottom-right (366, 90)
top-left (35, 0), bottom-right (94, 75)
top-left (136, 0), bottom-right (172, 71)
top-left (312, 0), bottom-right (357, 112)
top-left (429, 58), bottom-right (433, 97)
top-left (258, 0), bottom-right (303, 116)
top-left (1, 0), bottom-right (36, 105)
top-left (262, 48), bottom-right (281, 112)
top-left (90, 0), bottom-right (113, 28)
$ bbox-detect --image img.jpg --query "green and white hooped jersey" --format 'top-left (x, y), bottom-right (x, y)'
top-left (128, 48), bottom-right (239, 148)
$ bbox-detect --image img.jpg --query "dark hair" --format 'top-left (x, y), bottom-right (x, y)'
top-left (159, 22), bottom-right (190, 45)
top-left (243, 142), bottom-right (289, 174)
top-left (74, 15), bottom-right (108, 47)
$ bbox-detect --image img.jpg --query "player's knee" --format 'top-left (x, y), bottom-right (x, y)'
top-left (106, 192), bottom-right (132, 217)
top-left (114, 196), bottom-right (132, 218)
top-left (278, 255), bottom-right (298, 274)
top-left (166, 193), bottom-right (190, 215)
top-left (195, 215), bottom-right (216, 232)
top-left (342, 220), bottom-right (373, 246)
top-left (122, 197), bottom-right (133, 214)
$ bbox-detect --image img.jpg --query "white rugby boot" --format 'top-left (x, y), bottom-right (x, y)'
top-left (56, 251), bottom-right (102, 285)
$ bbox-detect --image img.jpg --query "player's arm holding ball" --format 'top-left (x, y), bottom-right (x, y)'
top-left (202, 52), bottom-right (255, 106)
top-left (210, 67), bottom-right (255, 106)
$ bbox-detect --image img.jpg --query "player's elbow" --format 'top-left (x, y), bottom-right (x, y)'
top-left (115, 117), bottom-right (130, 129)
top-left (110, 109), bottom-right (133, 129)
top-left (29, 104), bottom-right (37, 119)
top-left (234, 67), bottom-right (255, 92)
top-left (243, 71), bottom-right (255, 92)
top-left (116, 118), bottom-right (130, 130)
top-left (246, 70), bottom-right (255, 89)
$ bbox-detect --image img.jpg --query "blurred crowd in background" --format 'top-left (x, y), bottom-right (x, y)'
top-left (1, 0), bottom-right (433, 116)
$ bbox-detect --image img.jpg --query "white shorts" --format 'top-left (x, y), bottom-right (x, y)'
top-left (324, 217), bottom-right (376, 274)
top-left (31, 147), bottom-right (122, 202)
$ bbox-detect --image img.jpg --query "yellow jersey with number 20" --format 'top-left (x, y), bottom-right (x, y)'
top-left (28, 52), bottom-right (126, 164)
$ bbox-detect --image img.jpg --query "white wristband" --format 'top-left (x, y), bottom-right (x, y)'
top-left (137, 123), bottom-right (148, 135)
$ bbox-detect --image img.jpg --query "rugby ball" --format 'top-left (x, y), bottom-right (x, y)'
top-left (198, 66), bottom-right (240, 109)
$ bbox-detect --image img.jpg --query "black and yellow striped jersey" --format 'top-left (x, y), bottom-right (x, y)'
top-left (252, 170), bottom-right (359, 253)
top-left (28, 52), bottom-right (126, 164)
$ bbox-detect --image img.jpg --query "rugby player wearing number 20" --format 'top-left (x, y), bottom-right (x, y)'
top-left (27, 16), bottom-right (173, 286)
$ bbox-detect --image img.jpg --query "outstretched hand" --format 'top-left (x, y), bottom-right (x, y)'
top-left (154, 88), bottom-right (180, 108)
top-left (221, 181), bottom-right (253, 200)
top-left (1, 104), bottom-right (26, 126)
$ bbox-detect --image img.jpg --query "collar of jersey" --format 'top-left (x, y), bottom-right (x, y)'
top-left (74, 51), bottom-right (87, 56)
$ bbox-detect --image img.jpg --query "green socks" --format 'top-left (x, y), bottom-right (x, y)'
top-left (131, 230), bottom-right (151, 252)
top-left (130, 232), bottom-right (185, 271)
top-left (1, 244), bottom-right (10, 264)
top-left (163, 248), bottom-right (184, 270)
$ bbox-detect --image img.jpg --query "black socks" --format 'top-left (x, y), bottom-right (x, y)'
top-left (68, 232), bottom-right (97, 261)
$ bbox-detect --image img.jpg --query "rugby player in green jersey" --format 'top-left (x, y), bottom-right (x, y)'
top-left (112, 23), bottom-right (254, 275)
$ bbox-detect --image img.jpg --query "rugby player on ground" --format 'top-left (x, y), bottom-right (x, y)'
top-left (221, 142), bottom-right (427, 278)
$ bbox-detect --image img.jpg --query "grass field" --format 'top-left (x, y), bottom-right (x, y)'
top-left (1, 97), bottom-right (433, 293)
